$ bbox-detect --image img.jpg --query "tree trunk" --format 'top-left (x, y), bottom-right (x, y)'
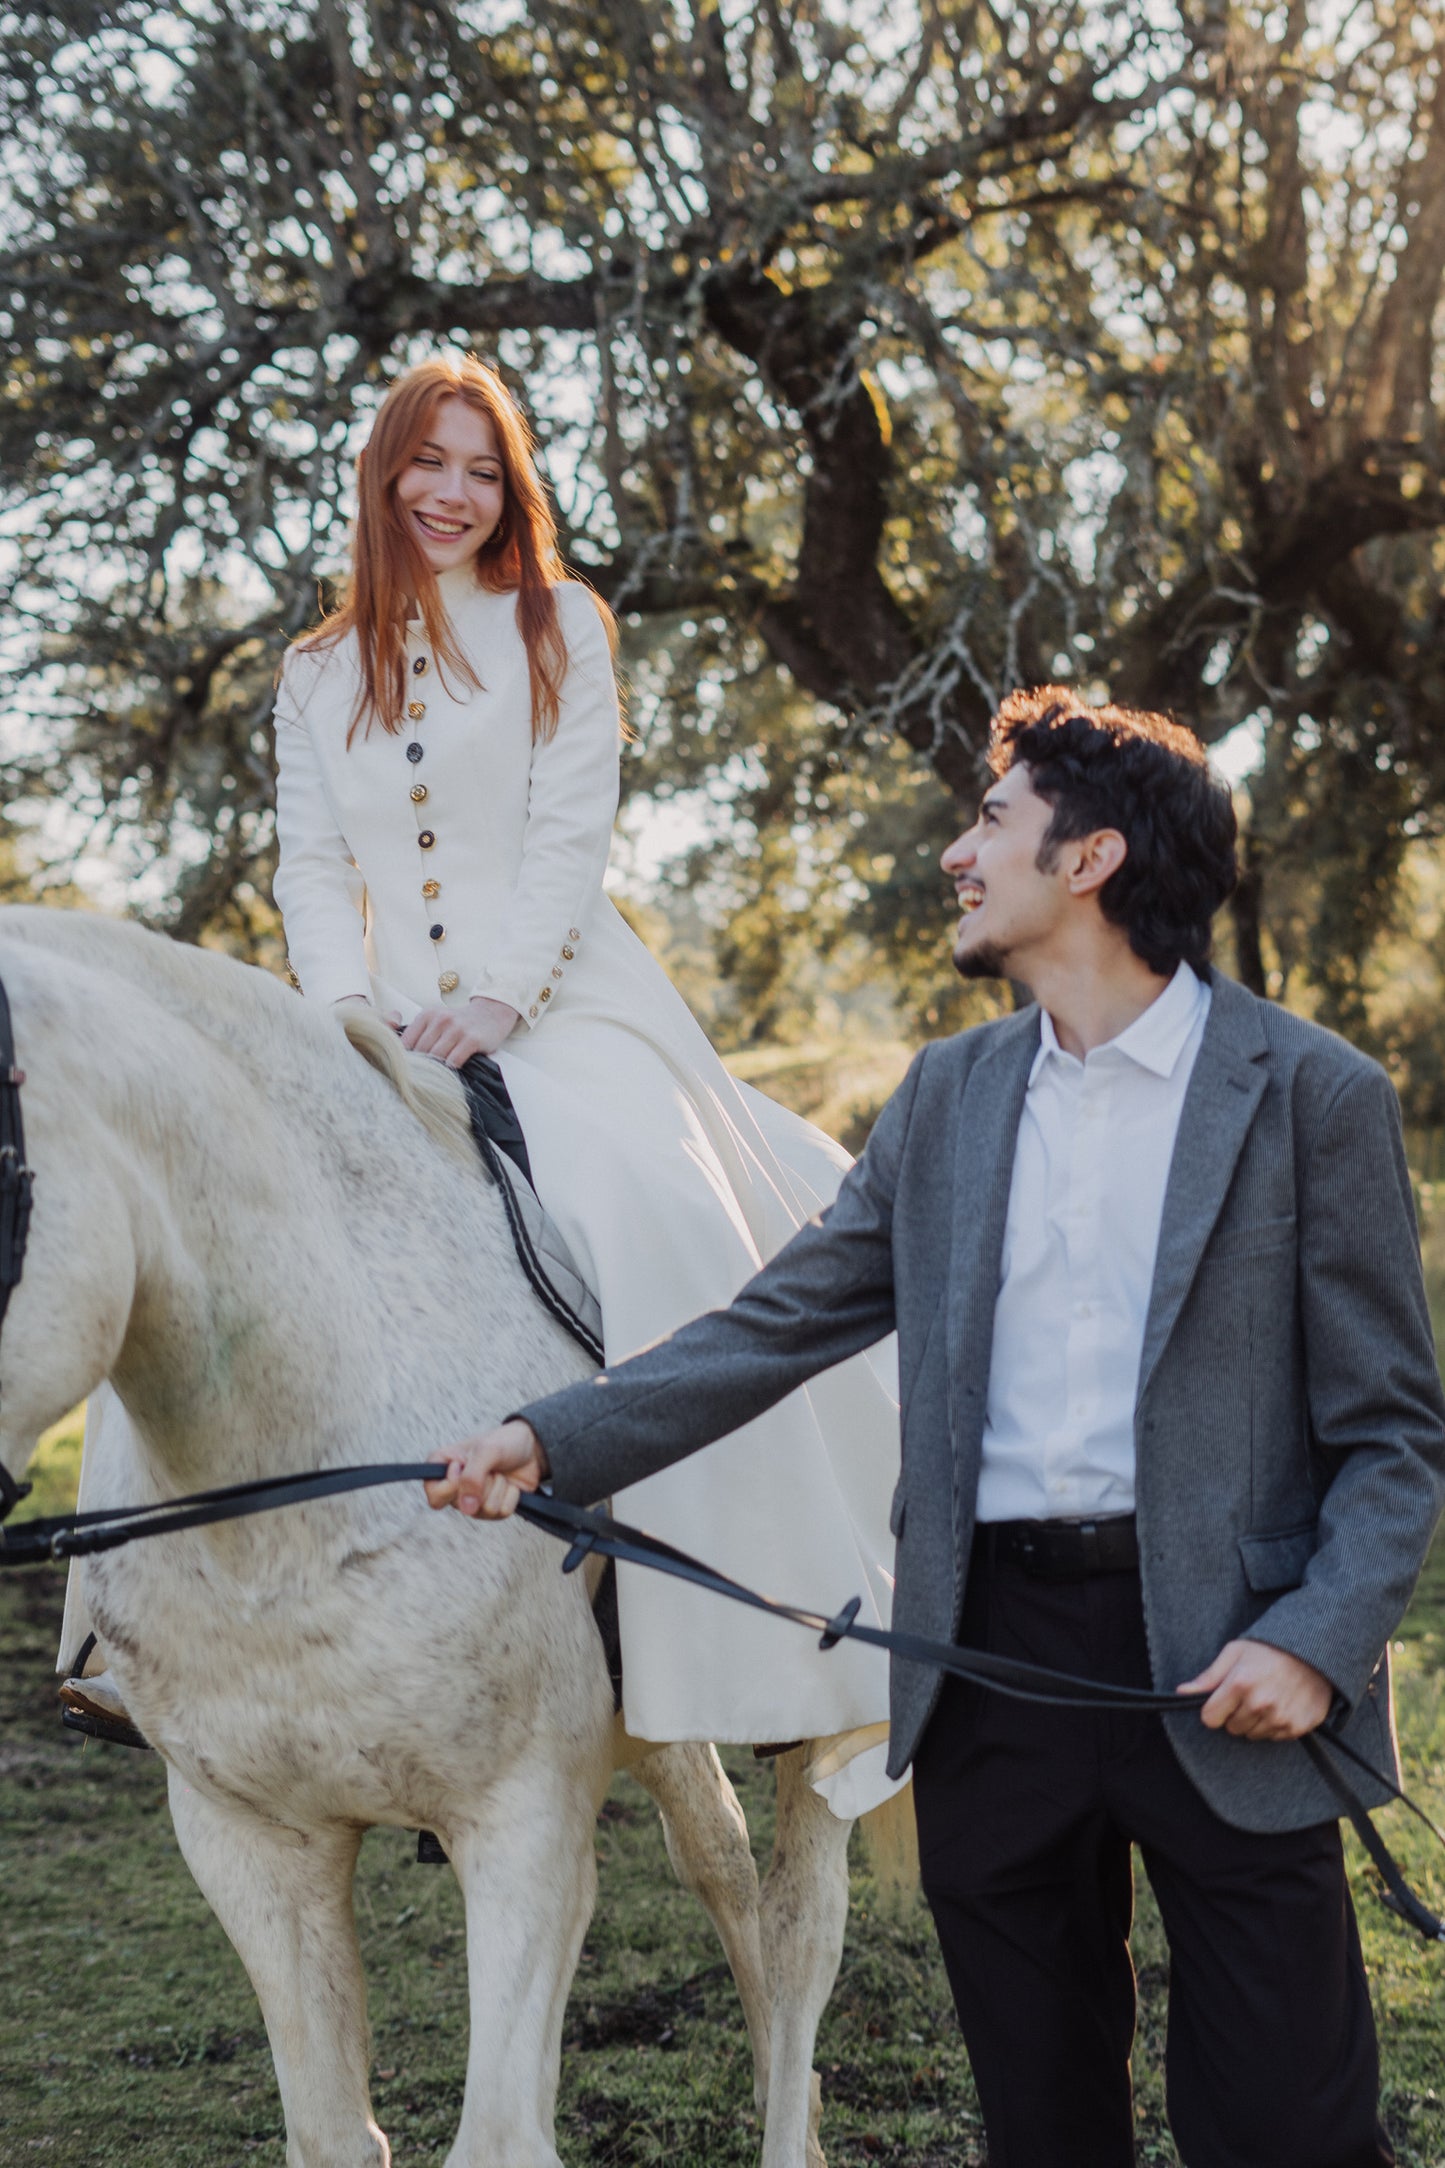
top-left (1229, 850), bottom-right (1268, 998)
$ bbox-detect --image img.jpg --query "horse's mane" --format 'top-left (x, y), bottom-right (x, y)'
top-left (0, 906), bottom-right (477, 1171)
top-left (336, 1001), bottom-right (475, 1166)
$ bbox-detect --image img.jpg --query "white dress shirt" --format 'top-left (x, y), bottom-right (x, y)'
top-left (976, 960), bottom-right (1212, 1523)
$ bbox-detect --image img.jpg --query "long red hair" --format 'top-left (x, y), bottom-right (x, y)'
top-left (301, 354), bottom-right (611, 743)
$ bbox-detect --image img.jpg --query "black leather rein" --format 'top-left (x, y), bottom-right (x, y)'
top-left (4, 1460), bottom-right (1443, 1943)
top-left (0, 972), bottom-right (35, 1522)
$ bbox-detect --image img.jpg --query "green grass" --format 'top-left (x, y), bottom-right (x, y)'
top-left (3, 1514), bottom-right (1444, 2163)
top-left (20, 1403), bottom-right (85, 1518)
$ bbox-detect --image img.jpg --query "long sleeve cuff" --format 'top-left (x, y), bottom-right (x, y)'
top-left (473, 921), bottom-right (585, 1029)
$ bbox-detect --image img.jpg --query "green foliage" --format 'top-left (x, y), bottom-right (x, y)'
top-left (4, 3), bottom-right (1445, 1028)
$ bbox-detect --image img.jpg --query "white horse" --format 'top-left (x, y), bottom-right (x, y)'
top-left (0, 905), bottom-right (884, 2168)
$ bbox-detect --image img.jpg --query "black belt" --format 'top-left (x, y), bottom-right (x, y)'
top-left (975, 1514), bottom-right (1140, 1578)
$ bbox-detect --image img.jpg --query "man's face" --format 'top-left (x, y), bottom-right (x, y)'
top-left (942, 764), bottom-right (1068, 981)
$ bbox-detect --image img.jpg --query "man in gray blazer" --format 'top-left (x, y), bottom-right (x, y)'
top-left (429, 689), bottom-right (1445, 2167)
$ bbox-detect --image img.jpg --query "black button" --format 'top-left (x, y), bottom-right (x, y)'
top-left (406, 741), bottom-right (424, 764)
top-left (413, 655), bottom-right (428, 675)
top-left (418, 829), bottom-right (436, 849)
top-left (429, 923), bottom-right (444, 941)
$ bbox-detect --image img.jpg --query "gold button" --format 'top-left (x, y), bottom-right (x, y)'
top-left (529, 1004), bottom-right (539, 1018)
top-left (539, 986), bottom-right (552, 1002)
top-left (551, 967), bottom-right (562, 980)
top-left (410, 783), bottom-right (428, 804)
top-left (438, 970), bottom-right (460, 994)
top-left (422, 879), bottom-right (440, 899)
top-left (561, 945), bottom-right (575, 961)
top-left (418, 829), bottom-right (436, 849)
top-left (413, 655), bottom-right (428, 675)
top-left (408, 700), bottom-right (426, 720)
top-left (568, 927), bottom-right (581, 940)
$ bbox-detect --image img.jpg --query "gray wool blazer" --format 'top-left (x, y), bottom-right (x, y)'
top-left (523, 971), bottom-right (1445, 1831)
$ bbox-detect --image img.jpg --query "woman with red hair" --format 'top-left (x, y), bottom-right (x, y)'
top-left (72, 355), bottom-right (902, 1812)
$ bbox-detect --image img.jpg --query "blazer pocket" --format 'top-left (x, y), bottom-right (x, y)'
top-left (1238, 1519), bottom-right (1317, 1593)
top-left (889, 1477), bottom-right (907, 1538)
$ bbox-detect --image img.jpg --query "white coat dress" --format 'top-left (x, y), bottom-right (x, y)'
top-left (271, 570), bottom-right (903, 1813)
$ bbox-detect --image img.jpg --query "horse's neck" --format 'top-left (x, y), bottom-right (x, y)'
top-left (107, 1027), bottom-right (566, 1494)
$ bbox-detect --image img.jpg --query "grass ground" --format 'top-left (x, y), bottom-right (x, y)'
top-left (2, 1415), bottom-right (1445, 2165)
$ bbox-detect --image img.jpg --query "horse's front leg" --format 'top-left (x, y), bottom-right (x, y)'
top-left (442, 1748), bottom-right (603, 2168)
top-left (759, 1749), bottom-right (853, 2168)
top-left (168, 1773), bottom-right (388, 2168)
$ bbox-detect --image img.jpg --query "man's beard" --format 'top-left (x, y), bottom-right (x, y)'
top-left (953, 938), bottom-right (1010, 981)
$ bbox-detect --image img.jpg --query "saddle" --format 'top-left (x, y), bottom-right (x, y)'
top-left (457, 1058), bottom-right (620, 1701)
top-left (456, 1056), bottom-right (603, 1364)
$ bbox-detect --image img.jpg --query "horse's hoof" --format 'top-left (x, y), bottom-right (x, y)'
top-left (415, 1829), bottom-right (449, 1865)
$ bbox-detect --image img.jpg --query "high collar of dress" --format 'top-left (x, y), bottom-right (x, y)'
top-left (1030, 959), bottom-right (1206, 1087)
top-left (406, 564), bottom-right (488, 629)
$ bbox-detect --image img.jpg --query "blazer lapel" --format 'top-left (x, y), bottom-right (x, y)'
top-left (946, 1008), bottom-right (1040, 1436)
top-left (1137, 975), bottom-right (1270, 1400)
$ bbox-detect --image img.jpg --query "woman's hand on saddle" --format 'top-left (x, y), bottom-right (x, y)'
top-left (425, 1420), bottom-right (551, 1520)
top-left (401, 995), bottom-right (520, 1066)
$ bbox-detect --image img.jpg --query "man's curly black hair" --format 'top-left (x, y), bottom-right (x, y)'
top-left (989, 687), bottom-right (1238, 977)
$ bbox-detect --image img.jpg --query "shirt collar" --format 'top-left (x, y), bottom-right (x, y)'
top-left (1030, 961), bottom-right (1207, 1086)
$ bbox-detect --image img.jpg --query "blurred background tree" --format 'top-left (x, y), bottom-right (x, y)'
top-left (3, 0), bottom-right (1445, 1069)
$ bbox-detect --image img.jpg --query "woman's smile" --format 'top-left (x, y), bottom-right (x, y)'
top-left (413, 510), bottom-right (471, 541)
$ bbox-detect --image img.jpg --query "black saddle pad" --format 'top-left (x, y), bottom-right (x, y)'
top-left (455, 1055), bottom-right (618, 1707)
top-left (458, 1054), bottom-right (533, 1188)
top-left (591, 1556), bottom-right (623, 1713)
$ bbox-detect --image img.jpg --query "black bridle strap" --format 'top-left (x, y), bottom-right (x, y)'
top-left (0, 976), bottom-right (34, 1521)
top-left (0, 1473), bottom-right (1205, 1709)
top-left (3, 1460), bottom-right (1442, 1939)
top-left (0, 1467), bottom-right (1212, 1716)
top-left (1302, 1734), bottom-right (1445, 1942)
top-left (0, 1462), bottom-right (446, 1562)
top-left (520, 1491), bottom-right (1214, 1713)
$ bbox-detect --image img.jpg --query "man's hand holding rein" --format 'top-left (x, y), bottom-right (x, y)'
top-left (425, 1420), bottom-right (550, 1519)
top-left (1178, 1637), bottom-right (1334, 1742)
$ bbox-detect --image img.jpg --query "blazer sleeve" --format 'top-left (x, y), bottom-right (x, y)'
top-left (518, 1050), bottom-right (926, 1504)
top-left (469, 584), bottom-right (621, 1027)
top-left (1242, 1062), bottom-right (1445, 1704)
top-left (272, 651), bottom-right (372, 1008)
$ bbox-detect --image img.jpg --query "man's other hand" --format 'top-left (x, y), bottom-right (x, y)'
top-left (1177, 1639), bottom-right (1333, 1740)
top-left (424, 1420), bottom-right (550, 1520)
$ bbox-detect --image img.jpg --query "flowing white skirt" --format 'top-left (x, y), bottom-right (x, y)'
top-left (494, 900), bottom-right (904, 1815)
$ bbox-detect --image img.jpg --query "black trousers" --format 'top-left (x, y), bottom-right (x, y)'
top-left (910, 1550), bottom-right (1391, 2168)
